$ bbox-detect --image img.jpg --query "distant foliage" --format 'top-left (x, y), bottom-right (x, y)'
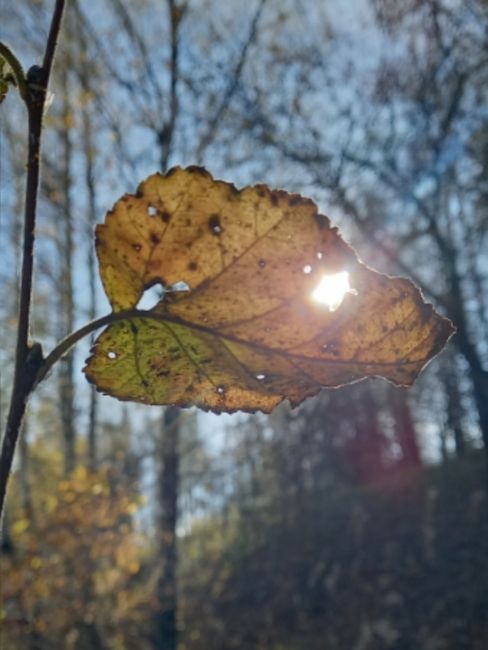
top-left (1, 464), bottom-right (150, 649)
top-left (179, 455), bottom-right (488, 650)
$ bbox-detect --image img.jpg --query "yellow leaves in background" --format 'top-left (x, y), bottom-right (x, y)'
top-left (12, 518), bottom-right (30, 535)
top-left (1, 465), bottom-right (146, 645)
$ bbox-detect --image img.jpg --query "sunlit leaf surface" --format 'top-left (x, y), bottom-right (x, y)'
top-left (84, 166), bottom-right (454, 413)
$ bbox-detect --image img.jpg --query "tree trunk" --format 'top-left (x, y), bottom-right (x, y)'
top-left (152, 6), bottom-right (183, 645)
top-left (440, 353), bottom-right (467, 457)
top-left (153, 406), bottom-right (180, 650)
top-left (0, 508), bottom-right (14, 555)
top-left (19, 417), bottom-right (34, 519)
top-left (447, 261), bottom-right (488, 460)
top-left (58, 43), bottom-right (76, 475)
top-left (391, 388), bottom-right (421, 468)
top-left (79, 34), bottom-right (99, 472)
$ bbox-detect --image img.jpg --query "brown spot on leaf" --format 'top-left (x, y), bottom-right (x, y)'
top-left (314, 213), bottom-right (329, 230)
top-left (187, 165), bottom-right (211, 177)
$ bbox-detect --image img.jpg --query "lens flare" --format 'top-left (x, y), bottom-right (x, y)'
top-left (311, 271), bottom-right (357, 312)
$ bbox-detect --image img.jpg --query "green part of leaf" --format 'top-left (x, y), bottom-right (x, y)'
top-left (0, 79), bottom-right (8, 104)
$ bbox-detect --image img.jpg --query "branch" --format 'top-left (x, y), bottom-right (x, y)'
top-left (41, 0), bottom-right (66, 85)
top-left (256, 128), bottom-right (448, 308)
top-left (0, 0), bottom-right (67, 520)
top-left (159, 0), bottom-right (184, 171)
top-left (196, 0), bottom-right (267, 161)
top-left (72, 0), bottom-right (157, 128)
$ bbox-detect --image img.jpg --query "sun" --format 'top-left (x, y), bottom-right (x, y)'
top-left (311, 271), bottom-right (357, 312)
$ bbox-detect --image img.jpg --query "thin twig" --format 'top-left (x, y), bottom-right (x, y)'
top-left (196, 0), bottom-right (267, 162)
top-left (0, 0), bottom-right (67, 519)
top-left (159, 0), bottom-right (183, 170)
top-left (41, 0), bottom-right (66, 83)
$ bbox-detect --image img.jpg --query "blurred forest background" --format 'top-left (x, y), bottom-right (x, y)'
top-left (1, 0), bottom-right (487, 648)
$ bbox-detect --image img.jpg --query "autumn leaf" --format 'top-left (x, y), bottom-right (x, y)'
top-left (84, 166), bottom-right (454, 413)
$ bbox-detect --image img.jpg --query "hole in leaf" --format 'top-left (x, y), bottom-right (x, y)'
top-left (255, 374), bottom-right (266, 380)
top-left (216, 385), bottom-right (225, 394)
top-left (303, 264), bottom-right (312, 274)
top-left (107, 351), bottom-right (117, 360)
top-left (311, 271), bottom-right (357, 312)
top-left (169, 280), bottom-right (190, 292)
top-left (147, 205), bottom-right (158, 217)
top-left (136, 281), bottom-right (166, 310)
top-left (316, 252), bottom-right (323, 260)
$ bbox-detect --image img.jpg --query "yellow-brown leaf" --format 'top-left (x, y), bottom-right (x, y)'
top-left (84, 167), bottom-right (454, 413)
